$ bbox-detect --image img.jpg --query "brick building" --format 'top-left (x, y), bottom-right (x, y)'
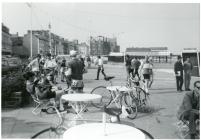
top-left (2, 23), bottom-right (12, 55)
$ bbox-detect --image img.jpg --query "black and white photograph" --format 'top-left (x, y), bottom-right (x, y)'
top-left (1, 1), bottom-right (200, 139)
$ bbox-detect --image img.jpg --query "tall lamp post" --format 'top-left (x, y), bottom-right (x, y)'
top-left (48, 23), bottom-right (51, 54)
top-left (27, 3), bottom-right (33, 58)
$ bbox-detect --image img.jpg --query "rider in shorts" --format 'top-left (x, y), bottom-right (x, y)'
top-left (140, 55), bottom-right (152, 94)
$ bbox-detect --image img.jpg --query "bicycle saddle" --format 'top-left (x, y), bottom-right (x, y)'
top-left (104, 107), bottom-right (122, 116)
top-left (104, 76), bottom-right (115, 81)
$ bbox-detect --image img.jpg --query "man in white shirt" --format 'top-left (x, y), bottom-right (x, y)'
top-left (44, 53), bottom-right (57, 84)
top-left (95, 56), bottom-right (106, 80)
top-left (44, 53), bottom-right (57, 69)
top-left (27, 54), bottom-right (41, 75)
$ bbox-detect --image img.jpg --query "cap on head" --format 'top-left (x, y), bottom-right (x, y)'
top-left (70, 50), bottom-right (77, 57)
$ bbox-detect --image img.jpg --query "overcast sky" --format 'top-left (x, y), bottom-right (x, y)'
top-left (2, 3), bottom-right (200, 53)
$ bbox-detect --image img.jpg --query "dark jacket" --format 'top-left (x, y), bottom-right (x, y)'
top-left (174, 61), bottom-right (183, 76)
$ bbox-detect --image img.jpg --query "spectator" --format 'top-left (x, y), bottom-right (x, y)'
top-left (86, 55), bottom-right (91, 68)
top-left (27, 54), bottom-right (41, 76)
top-left (95, 56), bottom-right (107, 80)
top-left (23, 71), bottom-right (64, 111)
top-left (60, 58), bottom-right (66, 82)
top-left (183, 57), bottom-right (193, 91)
top-left (174, 56), bottom-right (184, 92)
top-left (44, 53), bottom-right (57, 85)
top-left (125, 55), bottom-right (132, 81)
top-left (131, 56), bottom-right (141, 79)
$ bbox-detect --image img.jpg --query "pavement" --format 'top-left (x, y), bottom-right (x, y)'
top-left (1, 62), bottom-right (200, 139)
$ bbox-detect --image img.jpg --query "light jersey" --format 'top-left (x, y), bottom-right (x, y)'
top-left (28, 58), bottom-right (40, 72)
top-left (142, 62), bottom-right (153, 74)
top-left (44, 59), bottom-right (57, 69)
top-left (98, 59), bottom-right (103, 66)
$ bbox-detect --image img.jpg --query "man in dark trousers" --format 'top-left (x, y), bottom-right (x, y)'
top-left (95, 56), bottom-right (107, 80)
top-left (183, 57), bottom-right (193, 91)
top-left (174, 55), bottom-right (184, 92)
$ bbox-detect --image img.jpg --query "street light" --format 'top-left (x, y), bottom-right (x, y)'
top-left (26, 3), bottom-right (33, 58)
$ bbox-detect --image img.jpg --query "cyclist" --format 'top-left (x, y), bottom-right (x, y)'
top-left (66, 50), bottom-right (84, 93)
top-left (148, 57), bottom-right (154, 88)
top-left (65, 50), bottom-right (85, 112)
top-left (139, 55), bottom-right (152, 94)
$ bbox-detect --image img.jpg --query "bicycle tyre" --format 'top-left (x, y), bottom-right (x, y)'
top-left (31, 127), bottom-right (56, 139)
top-left (133, 87), bottom-right (147, 107)
top-left (90, 86), bottom-right (112, 108)
top-left (136, 127), bottom-right (154, 139)
top-left (123, 94), bottom-right (138, 120)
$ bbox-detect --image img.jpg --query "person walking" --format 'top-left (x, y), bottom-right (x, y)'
top-left (174, 55), bottom-right (184, 92)
top-left (95, 56), bottom-right (107, 80)
top-left (183, 57), bottom-right (193, 91)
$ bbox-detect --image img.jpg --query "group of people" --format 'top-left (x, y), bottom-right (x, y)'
top-left (174, 56), bottom-right (193, 92)
top-left (24, 50), bottom-right (86, 111)
top-left (125, 55), bottom-right (154, 94)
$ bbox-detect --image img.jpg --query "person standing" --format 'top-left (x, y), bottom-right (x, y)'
top-left (183, 57), bottom-right (193, 91)
top-left (131, 57), bottom-right (141, 79)
top-left (140, 56), bottom-right (152, 94)
top-left (125, 55), bottom-right (132, 80)
top-left (66, 50), bottom-right (84, 92)
top-left (60, 58), bottom-right (66, 82)
top-left (174, 56), bottom-right (184, 92)
top-left (27, 54), bottom-right (41, 77)
top-left (44, 53), bottom-right (57, 85)
top-left (86, 55), bottom-right (91, 68)
top-left (95, 56), bottom-right (107, 80)
top-left (148, 57), bottom-right (154, 88)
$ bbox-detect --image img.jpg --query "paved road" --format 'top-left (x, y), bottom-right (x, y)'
top-left (1, 63), bottom-right (199, 139)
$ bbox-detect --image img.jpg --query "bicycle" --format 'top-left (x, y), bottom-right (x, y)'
top-left (30, 88), bottom-right (74, 138)
top-left (91, 76), bottom-right (138, 119)
top-left (126, 74), bottom-right (149, 109)
top-left (179, 109), bottom-right (200, 139)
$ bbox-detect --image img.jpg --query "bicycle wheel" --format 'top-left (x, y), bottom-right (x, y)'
top-left (133, 87), bottom-right (147, 107)
top-left (90, 86), bottom-right (112, 108)
top-left (123, 94), bottom-right (138, 120)
top-left (31, 127), bottom-right (59, 138)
